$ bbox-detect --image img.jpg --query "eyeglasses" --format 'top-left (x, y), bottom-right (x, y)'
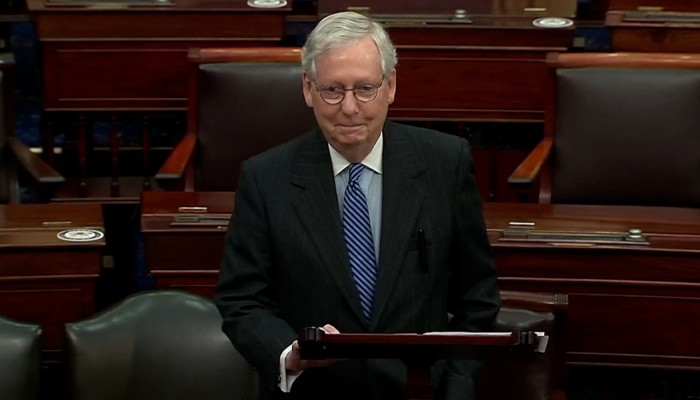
top-left (313, 78), bottom-right (384, 105)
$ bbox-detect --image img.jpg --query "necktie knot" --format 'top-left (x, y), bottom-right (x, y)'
top-left (348, 163), bottom-right (364, 184)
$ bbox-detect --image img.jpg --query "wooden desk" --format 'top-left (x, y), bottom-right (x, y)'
top-left (140, 190), bottom-right (233, 297)
top-left (27, 0), bottom-right (290, 111)
top-left (357, 2), bottom-right (577, 122)
top-left (605, 11), bottom-right (700, 52)
top-left (484, 202), bottom-right (700, 369)
top-left (0, 203), bottom-right (105, 354)
top-left (141, 192), bottom-right (700, 370)
top-left (604, 1), bottom-right (700, 52)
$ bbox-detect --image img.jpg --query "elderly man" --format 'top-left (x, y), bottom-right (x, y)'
top-left (216, 11), bottom-right (500, 400)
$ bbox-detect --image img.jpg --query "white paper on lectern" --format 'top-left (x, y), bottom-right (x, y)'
top-left (422, 331), bottom-right (513, 336)
top-left (422, 331), bottom-right (549, 353)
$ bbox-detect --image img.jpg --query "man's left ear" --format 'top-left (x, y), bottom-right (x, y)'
top-left (387, 69), bottom-right (397, 105)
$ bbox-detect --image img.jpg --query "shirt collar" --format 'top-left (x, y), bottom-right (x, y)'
top-left (329, 133), bottom-right (383, 176)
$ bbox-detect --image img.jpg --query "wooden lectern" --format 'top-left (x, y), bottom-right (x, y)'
top-left (299, 327), bottom-right (544, 400)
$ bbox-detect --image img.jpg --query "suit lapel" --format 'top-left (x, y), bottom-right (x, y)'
top-left (289, 131), bottom-right (365, 323)
top-left (372, 122), bottom-right (426, 326)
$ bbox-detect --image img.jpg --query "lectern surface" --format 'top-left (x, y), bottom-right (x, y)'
top-left (299, 327), bottom-right (541, 360)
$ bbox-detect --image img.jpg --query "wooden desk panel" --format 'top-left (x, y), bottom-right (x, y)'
top-left (0, 280), bottom-right (98, 351)
top-left (33, 10), bottom-right (288, 40)
top-left (606, 0), bottom-right (698, 12)
top-left (42, 42), bottom-right (191, 111)
top-left (141, 191), bottom-right (233, 297)
top-left (609, 27), bottom-right (700, 52)
top-left (0, 203), bottom-right (105, 352)
top-left (391, 49), bottom-right (551, 121)
top-left (143, 230), bottom-right (226, 297)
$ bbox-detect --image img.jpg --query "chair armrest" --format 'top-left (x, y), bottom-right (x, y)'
top-left (508, 137), bottom-right (553, 185)
top-left (7, 137), bottom-right (64, 184)
top-left (6, 137), bottom-right (65, 202)
top-left (156, 132), bottom-right (197, 190)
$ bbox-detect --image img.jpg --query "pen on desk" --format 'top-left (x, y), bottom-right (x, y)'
top-left (418, 227), bottom-right (429, 274)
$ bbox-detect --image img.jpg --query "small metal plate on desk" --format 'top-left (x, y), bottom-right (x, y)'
top-left (623, 11), bottom-right (700, 23)
top-left (45, 0), bottom-right (173, 6)
top-left (373, 12), bottom-right (474, 26)
top-left (499, 228), bottom-right (649, 246)
top-left (247, 0), bottom-right (286, 8)
top-left (532, 17), bottom-right (574, 28)
top-left (171, 214), bottom-right (230, 228)
top-left (57, 228), bottom-right (104, 242)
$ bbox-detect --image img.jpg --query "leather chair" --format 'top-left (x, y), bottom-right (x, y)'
top-left (476, 290), bottom-right (568, 400)
top-left (509, 52), bottom-right (700, 207)
top-left (64, 290), bottom-right (257, 400)
top-left (156, 47), bottom-right (317, 191)
top-left (0, 53), bottom-right (64, 203)
top-left (0, 315), bottom-right (42, 400)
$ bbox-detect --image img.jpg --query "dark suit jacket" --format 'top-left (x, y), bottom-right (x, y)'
top-left (216, 121), bottom-right (500, 400)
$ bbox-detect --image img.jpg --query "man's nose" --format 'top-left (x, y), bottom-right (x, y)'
top-left (340, 91), bottom-right (359, 113)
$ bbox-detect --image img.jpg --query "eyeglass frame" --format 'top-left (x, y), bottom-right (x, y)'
top-left (311, 77), bottom-right (385, 105)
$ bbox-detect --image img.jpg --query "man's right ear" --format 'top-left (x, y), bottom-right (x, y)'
top-left (302, 73), bottom-right (314, 108)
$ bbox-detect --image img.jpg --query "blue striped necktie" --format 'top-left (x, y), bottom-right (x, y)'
top-left (342, 163), bottom-right (377, 325)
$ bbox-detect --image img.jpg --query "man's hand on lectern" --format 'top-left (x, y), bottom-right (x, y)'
top-left (285, 324), bottom-right (340, 372)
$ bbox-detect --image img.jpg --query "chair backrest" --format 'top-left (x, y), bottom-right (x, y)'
top-left (189, 47), bottom-right (317, 191)
top-left (476, 291), bottom-right (568, 400)
top-left (544, 52), bottom-right (700, 207)
top-left (65, 290), bottom-right (257, 400)
top-left (0, 315), bottom-right (42, 400)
